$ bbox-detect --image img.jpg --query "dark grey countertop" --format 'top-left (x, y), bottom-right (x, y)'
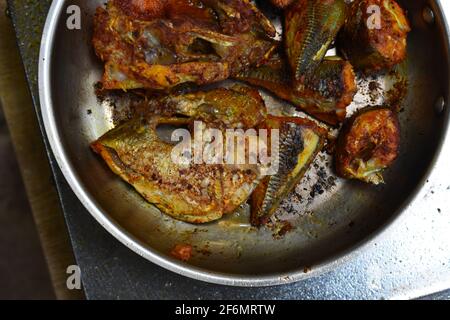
top-left (8, 0), bottom-right (450, 300)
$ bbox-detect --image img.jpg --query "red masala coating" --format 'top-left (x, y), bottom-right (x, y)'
top-left (339, 0), bottom-right (411, 73)
top-left (171, 244), bottom-right (193, 261)
top-left (336, 107), bottom-right (400, 184)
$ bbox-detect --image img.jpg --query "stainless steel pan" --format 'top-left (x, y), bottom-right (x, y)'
top-left (39, 0), bottom-right (450, 286)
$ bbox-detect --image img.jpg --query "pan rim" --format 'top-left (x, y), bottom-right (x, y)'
top-left (38, 0), bottom-right (450, 287)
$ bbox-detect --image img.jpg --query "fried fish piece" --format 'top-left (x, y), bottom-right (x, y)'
top-left (285, 0), bottom-right (347, 82)
top-left (91, 116), bottom-right (259, 223)
top-left (236, 55), bottom-right (356, 126)
top-left (338, 0), bottom-right (411, 73)
top-left (91, 86), bottom-right (268, 223)
top-left (250, 116), bottom-right (326, 226)
top-left (335, 107), bottom-right (400, 184)
top-left (93, 0), bottom-right (277, 91)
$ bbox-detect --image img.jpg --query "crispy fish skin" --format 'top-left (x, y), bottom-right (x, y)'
top-left (335, 107), bottom-right (400, 184)
top-left (338, 0), bottom-right (411, 73)
top-left (91, 116), bottom-right (260, 224)
top-left (236, 55), bottom-right (356, 126)
top-left (295, 56), bottom-right (357, 124)
top-left (285, 0), bottom-right (347, 82)
top-left (93, 0), bottom-right (277, 91)
top-left (251, 116), bottom-right (326, 227)
top-left (91, 87), bottom-right (267, 223)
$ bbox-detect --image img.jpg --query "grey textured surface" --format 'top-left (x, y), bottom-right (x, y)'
top-left (420, 289), bottom-right (450, 300)
top-left (8, 0), bottom-right (450, 299)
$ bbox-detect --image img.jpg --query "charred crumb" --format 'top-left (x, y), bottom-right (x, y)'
top-left (310, 183), bottom-right (324, 198)
top-left (87, 109), bottom-right (92, 115)
top-left (437, 208), bottom-right (441, 213)
top-left (291, 191), bottom-right (303, 203)
top-left (368, 80), bottom-right (380, 91)
top-left (324, 138), bottom-right (337, 154)
top-left (386, 79), bottom-right (408, 110)
top-left (368, 82), bottom-right (381, 103)
top-left (192, 228), bottom-right (209, 234)
top-left (328, 221), bottom-right (337, 227)
top-left (308, 166), bottom-right (337, 200)
top-left (198, 249), bottom-right (212, 257)
top-left (195, 244), bottom-right (212, 257)
top-left (279, 187), bottom-right (303, 214)
top-left (271, 220), bottom-right (294, 239)
top-left (94, 81), bottom-right (104, 99)
top-left (327, 175), bottom-right (337, 186)
top-left (357, 73), bottom-right (374, 85)
top-left (280, 202), bottom-right (295, 215)
top-left (319, 152), bottom-right (327, 161)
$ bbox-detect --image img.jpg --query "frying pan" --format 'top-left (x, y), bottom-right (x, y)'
top-left (39, 0), bottom-right (450, 286)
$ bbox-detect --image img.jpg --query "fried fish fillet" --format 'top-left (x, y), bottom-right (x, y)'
top-left (251, 116), bottom-right (326, 226)
top-left (338, 0), bottom-right (411, 73)
top-left (92, 116), bottom-right (262, 223)
top-left (236, 55), bottom-right (356, 126)
top-left (285, 0), bottom-right (347, 83)
top-left (335, 107), bottom-right (400, 184)
top-left (93, 0), bottom-right (277, 91)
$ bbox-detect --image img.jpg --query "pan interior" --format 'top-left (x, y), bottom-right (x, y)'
top-left (47, 0), bottom-right (449, 279)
